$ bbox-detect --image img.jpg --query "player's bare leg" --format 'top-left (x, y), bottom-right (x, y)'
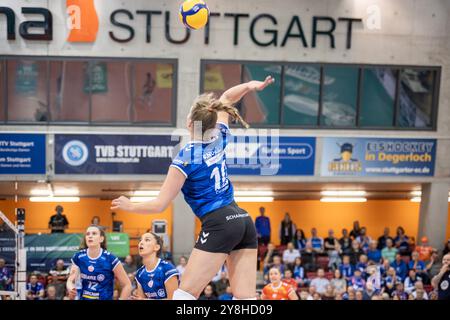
top-left (176, 248), bottom-right (228, 299)
top-left (226, 248), bottom-right (258, 299)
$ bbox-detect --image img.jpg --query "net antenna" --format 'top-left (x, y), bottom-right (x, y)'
top-left (0, 209), bottom-right (26, 300)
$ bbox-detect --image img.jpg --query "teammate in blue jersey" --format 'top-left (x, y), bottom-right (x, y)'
top-left (111, 76), bottom-right (275, 300)
top-left (132, 232), bottom-right (179, 300)
top-left (66, 225), bottom-right (132, 300)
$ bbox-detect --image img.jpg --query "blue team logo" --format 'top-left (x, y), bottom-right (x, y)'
top-left (97, 274), bottom-right (105, 282)
top-left (88, 265), bottom-right (94, 272)
top-left (157, 289), bottom-right (165, 297)
top-left (148, 280), bottom-right (154, 288)
top-left (62, 140), bottom-right (89, 166)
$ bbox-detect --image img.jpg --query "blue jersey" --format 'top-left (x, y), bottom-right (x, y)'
top-left (26, 282), bottom-right (44, 300)
top-left (170, 122), bottom-right (234, 217)
top-left (71, 249), bottom-right (120, 300)
top-left (135, 259), bottom-right (179, 299)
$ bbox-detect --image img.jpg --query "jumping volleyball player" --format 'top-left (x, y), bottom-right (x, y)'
top-left (132, 232), bottom-right (179, 300)
top-left (66, 225), bottom-right (132, 300)
top-left (111, 76), bottom-right (275, 300)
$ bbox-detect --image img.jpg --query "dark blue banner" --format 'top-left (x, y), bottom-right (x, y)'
top-left (321, 137), bottom-right (436, 176)
top-left (55, 134), bottom-right (180, 174)
top-left (226, 136), bottom-right (315, 176)
top-left (0, 134), bottom-right (46, 174)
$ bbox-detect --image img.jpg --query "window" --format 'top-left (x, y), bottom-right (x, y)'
top-left (0, 62), bottom-right (4, 122)
top-left (90, 61), bottom-right (132, 123)
top-left (202, 63), bottom-right (241, 97)
top-left (360, 68), bottom-right (397, 127)
top-left (133, 62), bottom-right (174, 124)
top-left (321, 66), bottom-right (358, 127)
top-left (7, 60), bottom-right (48, 122)
top-left (241, 64), bottom-right (281, 125)
top-left (282, 65), bottom-right (320, 126)
top-left (398, 69), bottom-right (435, 128)
top-left (49, 61), bottom-right (90, 122)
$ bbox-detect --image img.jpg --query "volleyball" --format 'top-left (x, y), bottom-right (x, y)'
top-left (179, 0), bottom-right (209, 30)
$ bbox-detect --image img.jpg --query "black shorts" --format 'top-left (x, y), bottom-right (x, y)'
top-left (194, 202), bottom-right (257, 254)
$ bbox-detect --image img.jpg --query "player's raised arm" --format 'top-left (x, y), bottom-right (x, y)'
top-left (217, 75), bottom-right (274, 126)
top-left (110, 166), bottom-right (186, 214)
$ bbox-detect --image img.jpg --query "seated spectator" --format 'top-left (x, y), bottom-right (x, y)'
top-left (409, 251), bottom-right (428, 283)
top-left (292, 257), bottom-right (308, 287)
top-left (367, 240), bottom-right (382, 264)
top-left (213, 271), bottom-right (229, 297)
top-left (330, 269), bottom-right (347, 295)
top-left (48, 259), bottom-right (69, 299)
top-left (308, 285), bottom-right (317, 299)
top-left (391, 253), bottom-right (408, 281)
top-left (355, 254), bottom-right (368, 278)
top-left (26, 274), bottom-right (45, 300)
top-left (363, 281), bottom-right (377, 300)
top-left (324, 229), bottom-right (342, 270)
top-left (380, 258), bottom-right (391, 277)
top-left (308, 228), bottom-right (324, 254)
top-left (282, 269), bottom-right (298, 291)
top-left (128, 273), bottom-right (137, 292)
top-left (404, 269), bottom-right (422, 295)
top-left (212, 264), bottom-right (228, 282)
top-left (391, 282), bottom-right (408, 300)
top-left (0, 258), bottom-right (13, 292)
top-left (426, 249), bottom-right (442, 279)
top-left (377, 227), bottom-right (394, 250)
top-left (322, 284), bottom-right (335, 300)
top-left (348, 240), bottom-right (364, 265)
top-left (381, 238), bottom-right (398, 263)
top-left (335, 292), bottom-right (344, 300)
top-left (366, 264), bottom-right (381, 293)
top-left (394, 226), bottom-right (410, 256)
top-left (350, 269), bottom-right (366, 291)
top-left (339, 255), bottom-right (354, 283)
top-left (218, 285), bottom-right (233, 300)
top-left (355, 227), bottom-right (371, 253)
top-left (282, 242), bottom-right (301, 268)
top-left (355, 290), bottom-right (364, 301)
top-left (122, 255), bottom-right (137, 274)
top-left (443, 239), bottom-right (450, 256)
top-left (176, 256), bottom-right (188, 279)
top-left (343, 286), bottom-right (355, 300)
top-left (261, 267), bottom-right (298, 300)
top-left (263, 255), bottom-right (285, 282)
top-left (45, 285), bottom-right (58, 300)
top-left (300, 243), bottom-right (316, 272)
top-left (299, 290), bottom-right (312, 300)
top-left (383, 267), bottom-right (398, 296)
top-left (339, 228), bottom-right (352, 254)
top-left (415, 236), bottom-right (434, 261)
top-left (199, 283), bottom-right (217, 300)
top-left (263, 243), bottom-right (279, 267)
top-left (294, 229), bottom-right (307, 252)
top-left (310, 268), bottom-right (330, 295)
top-left (411, 281), bottom-right (429, 300)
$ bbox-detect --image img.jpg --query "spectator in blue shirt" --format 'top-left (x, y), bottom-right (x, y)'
top-left (367, 240), bottom-right (382, 264)
top-left (218, 285), bottom-right (233, 300)
top-left (409, 251), bottom-right (428, 283)
top-left (339, 255), bottom-right (354, 283)
top-left (0, 258), bottom-right (13, 292)
top-left (309, 228), bottom-right (324, 253)
top-left (293, 257), bottom-right (309, 287)
top-left (404, 269), bottom-right (422, 295)
top-left (26, 274), bottom-right (45, 300)
top-left (391, 253), bottom-right (408, 281)
top-left (255, 207), bottom-right (271, 246)
top-left (356, 255), bottom-right (368, 279)
top-left (294, 229), bottom-right (307, 252)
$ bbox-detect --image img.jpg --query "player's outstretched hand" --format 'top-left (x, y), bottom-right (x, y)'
top-left (111, 196), bottom-right (134, 211)
top-left (248, 75), bottom-right (275, 91)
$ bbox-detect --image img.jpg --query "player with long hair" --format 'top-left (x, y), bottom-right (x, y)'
top-left (66, 225), bottom-right (132, 300)
top-left (132, 232), bottom-right (179, 300)
top-left (261, 267), bottom-right (299, 300)
top-left (111, 76), bottom-right (275, 300)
